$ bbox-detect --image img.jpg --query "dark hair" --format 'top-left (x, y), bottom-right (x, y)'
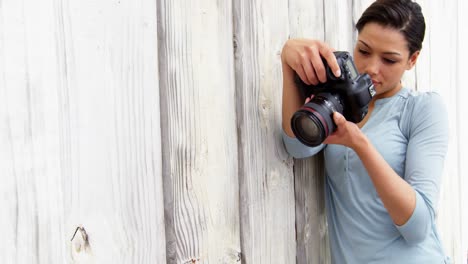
top-left (356, 0), bottom-right (426, 56)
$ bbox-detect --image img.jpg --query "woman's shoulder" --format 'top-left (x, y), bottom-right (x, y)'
top-left (399, 88), bottom-right (448, 137)
top-left (404, 88), bottom-right (444, 105)
top-left (401, 88), bottom-right (446, 117)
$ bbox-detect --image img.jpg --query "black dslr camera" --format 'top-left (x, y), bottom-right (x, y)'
top-left (291, 51), bottom-right (376, 147)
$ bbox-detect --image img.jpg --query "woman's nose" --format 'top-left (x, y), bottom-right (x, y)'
top-left (364, 57), bottom-right (380, 76)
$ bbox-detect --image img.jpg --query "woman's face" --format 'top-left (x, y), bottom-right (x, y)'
top-left (353, 22), bottom-right (419, 99)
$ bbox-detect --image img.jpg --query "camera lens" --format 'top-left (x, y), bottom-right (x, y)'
top-left (298, 115), bottom-right (320, 139)
top-left (293, 113), bottom-right (325, 145)
top-left (291, 93), bottom-right (343, 147)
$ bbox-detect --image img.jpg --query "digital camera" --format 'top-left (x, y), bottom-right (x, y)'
top-left (291, 51), bottom-right (376, 147)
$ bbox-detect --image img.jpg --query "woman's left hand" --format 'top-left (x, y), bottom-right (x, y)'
top-left (323, 112), bottom-right (367, 150)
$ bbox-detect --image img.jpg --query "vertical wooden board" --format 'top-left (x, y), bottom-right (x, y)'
top-left (294, 156), bottom-right (329, 264)
top-left (233, 0), bottom-right (296, 263)
top-left (63, 0), bottom-right (166, 262)
top-left (158, 0), bottom-right (241, 263)
top-left (1, 0), bottom-right (168, 262)
top-left (0, 0), bottom-right (168, 263)
top-left (288, 0), bottom-right (325, 39)
top-left (0, 0), bottom-right (68, 262)
top-left (323, 0), bottom-right (355, 52)
top-left (286, 1), bottom-right (330, 263)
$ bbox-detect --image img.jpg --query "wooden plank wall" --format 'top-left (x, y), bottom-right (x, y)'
top-left (233, 0), bottom-right (296, 263)
top-left (0, 0), bottom-right (166, 263)
top-left (0, 0), bottom-right (466, 263)
top-left (157, 0), bottom-right (241, 263)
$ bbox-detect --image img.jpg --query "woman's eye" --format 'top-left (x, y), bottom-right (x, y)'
top-left (358, 49), bottom-right (370, 55)
top-left (383, 58), bottom-right (396, 64)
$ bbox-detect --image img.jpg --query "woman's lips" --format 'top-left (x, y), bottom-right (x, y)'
top-left (372, 80), bottom-right (381, 86)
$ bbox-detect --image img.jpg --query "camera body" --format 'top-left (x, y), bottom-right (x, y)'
top-left (291, 51), bottom-right (376, 147)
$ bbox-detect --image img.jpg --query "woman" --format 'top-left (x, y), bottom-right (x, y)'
top-left (281, 0), bottom-right (450, 263)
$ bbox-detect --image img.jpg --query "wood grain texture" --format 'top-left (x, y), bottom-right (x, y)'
top-left (0, 0), bottom-right (166, 263)
top-left (63, 1), bottom-right (166, 262)
top-left (286, 1), bottom-right (331, 263)
top-left (233, 1), bottom-right (296, 263)
top-left (288, 0), bottom-right (325, 40)
top-left (323, 0), bottom-right (355, 52)
top-left (0, 1), bottom-right (71, 262)
top-left (294, 156), bottom-right (329, 264)
top-left (157, 0), bottom-right (241, 263)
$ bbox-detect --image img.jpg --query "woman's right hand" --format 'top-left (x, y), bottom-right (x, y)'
top-left (281, 39), bottom-right (342, 85)
top-left (281, 39), bottom-right (341, 137)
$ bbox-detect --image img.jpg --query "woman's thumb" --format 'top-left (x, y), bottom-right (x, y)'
top-left (333, 112), bottom-right (346, 125)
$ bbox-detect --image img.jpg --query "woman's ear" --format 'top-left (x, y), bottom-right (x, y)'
top-left (406, 51), bottom-right (420, 70)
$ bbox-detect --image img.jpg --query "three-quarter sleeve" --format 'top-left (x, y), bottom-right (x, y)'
top-left (282, 130), bottom-right (325, 158)
top-left (396, 92), bottom-right (449, 244)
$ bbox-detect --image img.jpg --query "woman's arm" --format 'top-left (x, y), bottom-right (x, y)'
top-left (281, 39), bottom-right (341, 137)
top-left (280, 39), bottom-right (341, 158)
top-left (325, 93), bottom-right (449, 243)
top-left (281, 55), bottom-right (303, 137)
top-left (326, 112), bottom-right (416, 225)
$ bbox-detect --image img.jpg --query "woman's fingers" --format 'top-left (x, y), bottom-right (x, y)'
top-left (283, 39), bottom-right (340, 85)
top-left (294, 66), bottom-right (310, 85)
top-left (333, 112), bottom-right (347, 126)
top-left (304, 94), bottom-right (314, 104)
top-left (310, 47), bottom-right (327, 83)
top-left (301, 61), bottom-right (319, 85)
top-left (319, 44), bottom-right (341, 77)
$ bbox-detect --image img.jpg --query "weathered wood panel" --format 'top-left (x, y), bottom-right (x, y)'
top-left (0, 2), bottom-right (67, 262)
top-left (286, 1), bottom-right (330, 263)
top-left (324, 0), bottom-right (355, 52)
top-left (60, 1), bottom-right (166, 262)
top-left (294, 156), bottom-right (329, 264)
top-left (233, 1), bottom-right (296, 263)
top-left (0, 0), bottom-right (166, 263)
top-left (157, 0), bottom-right (241, 263)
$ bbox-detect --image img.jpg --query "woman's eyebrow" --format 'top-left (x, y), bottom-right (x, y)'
top-left (358, 40), bottom-right (402, 56)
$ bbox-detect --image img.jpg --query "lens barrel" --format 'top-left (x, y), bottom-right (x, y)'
top-left (291, 93), bottom-right (343, 147)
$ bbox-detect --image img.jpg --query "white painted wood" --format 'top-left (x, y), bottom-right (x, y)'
top-left (323, 0), bottom-right (355, 53)
top-left (233, 1), bottom-right (296, 263)
top-left (62, 1), bottom-right (166, 261)
top-left (0, 0), bottom-right (166, 263)
top-left (286, 1), bottom-right (331, 263)
top-left (0, 1), bottom-right (72, 262)
top-left (288, 0), bottom-right (325, 40)
top-left (157, 0), bottom-right (241, 263)
top-left (294, 156), bottom-right (329, 264)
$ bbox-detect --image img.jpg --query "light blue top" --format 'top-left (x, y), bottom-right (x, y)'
top-left (283, 88), bottom-right (450, 264)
